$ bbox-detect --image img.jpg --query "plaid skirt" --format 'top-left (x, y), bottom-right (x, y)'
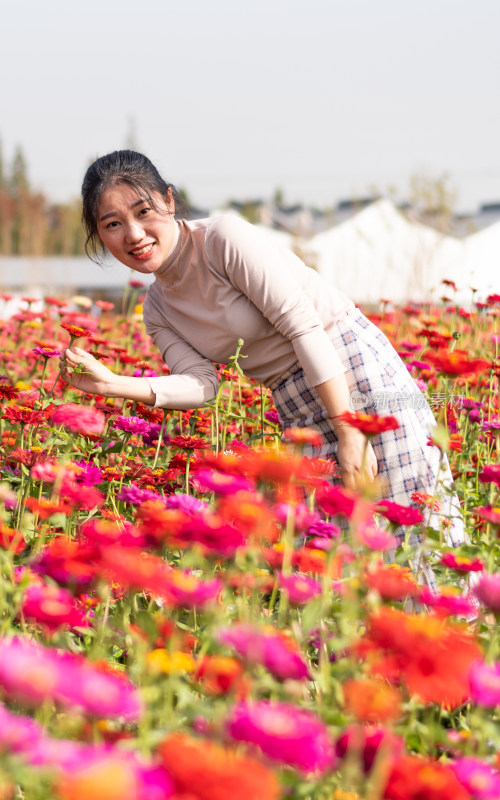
top-left (272, 308), bottom-right (466, 558)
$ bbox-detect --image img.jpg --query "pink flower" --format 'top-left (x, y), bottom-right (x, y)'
top-left (375, 500), bottom-right (423, 526)
top-left (418, 588), bottom-right (477, 618)
top-left (32, 346), bottom-right (61, 358)
top-left (335, 725), bottom-right (404, 774)
top-left (0, 637), bottom-right (142, 720)
top-left (51, 403), bottom-right (105, 435)
top-left (162, 570), bottom-right (222, 609)
top-left (173, 516), bottom-right (246, 556)
top-left (277, 573), bottom-right (322, 604)
top-left (473, 573), bottom-right (500, 611)
top-left (469, 661), bottom-right (500, 707)
top-left (273, 502), bottom-right (319, 532)
top-left (21, 583), bottom-right (90, 632)
top-left (112, 415), bottom-right (151, 436)
top-left (216, 623), bottom-right (309, 681)
top-left (355, 521), bottom-right (399, 551)
top-left (452, 756), bottom-right (500, 799)
top-left (440, 552), bottom-right (484, 572)
top-left (0, 703), bottom-right (44, 755)
top-left (227, 701), bottom-right (335, 774)
top-left (193, 468), bottom-right (254, 496)
top-left (479, 464), bottom-right (500, 487)
top-left (316, 485), bottom-right (357, 518)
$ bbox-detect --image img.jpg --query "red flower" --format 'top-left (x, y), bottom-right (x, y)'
top-left (3, 406), bottom-right (45, 426)
top-left (0, 382), bottom-right (20, 401)
top-left (51, 403), bottom-right (106, 435)
top-left (169, 434), bottom-right (209, 451)
top-left (316, 484), bottom-right (357, 518)
top-left (365, 564), bottom-right (419, 601)
top-left (337, 411), bottom-right (400, 435)
top-left (375, 500), bottom-right (423, 526)
top-left (385, 754), bottom-right (471, 800)
top-left (283, 427), bottom-right (323, 448)
top-left (426, 349), bottom-right (490, 376)
top-left (60, 322), bottom-right (94, 339)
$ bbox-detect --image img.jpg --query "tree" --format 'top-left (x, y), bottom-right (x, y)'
top-left (409, 171), bottom-right (458, 234)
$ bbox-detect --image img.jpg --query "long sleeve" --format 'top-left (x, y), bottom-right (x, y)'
top-left (143, 301), bottom-right (219, 409)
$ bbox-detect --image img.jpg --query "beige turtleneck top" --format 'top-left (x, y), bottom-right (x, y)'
top-left (143, 214), bottom-right (354, 409)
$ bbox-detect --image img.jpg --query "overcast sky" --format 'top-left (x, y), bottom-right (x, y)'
top-left (2, 0), bottom-right (499, 212)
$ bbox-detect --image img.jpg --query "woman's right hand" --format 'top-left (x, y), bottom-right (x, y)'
top-left (60, 346), bottom-right (116, 396)
top-left (335, 425), bottom-right (378, 489)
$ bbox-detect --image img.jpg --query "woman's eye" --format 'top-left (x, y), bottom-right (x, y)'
top-left (139, 207), bottom-right (151, 216)
top-left (106, 220), bottom-right (119, 229)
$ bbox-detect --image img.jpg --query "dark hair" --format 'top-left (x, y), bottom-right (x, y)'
top-left (81, 150), bottom-right (188, 261)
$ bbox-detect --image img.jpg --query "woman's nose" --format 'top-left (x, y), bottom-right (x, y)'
top-left (125, 220), bottom-right (146, 243)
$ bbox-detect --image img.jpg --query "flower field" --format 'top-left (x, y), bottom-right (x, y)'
top-left (0, 286), bottom-right (499, 800)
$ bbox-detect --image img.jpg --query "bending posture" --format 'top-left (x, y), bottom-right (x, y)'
top-left (63, 150), bottom-right (464, 547)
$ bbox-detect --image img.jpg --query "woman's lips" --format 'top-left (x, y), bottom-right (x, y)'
top-left (130, 243), bottom-right (155, 260)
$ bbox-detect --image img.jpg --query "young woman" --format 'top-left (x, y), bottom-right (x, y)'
top-left (62, 150), bottom-right (464, 550)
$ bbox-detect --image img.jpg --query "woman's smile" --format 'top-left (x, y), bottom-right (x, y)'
top-left (97, 183), bottom-right (177, 273)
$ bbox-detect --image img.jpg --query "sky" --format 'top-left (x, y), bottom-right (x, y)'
top-left (2, 0), bottom-right (500, 212)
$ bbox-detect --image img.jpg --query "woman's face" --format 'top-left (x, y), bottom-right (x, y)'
top-left (97, 183), bottom-right (177, 274)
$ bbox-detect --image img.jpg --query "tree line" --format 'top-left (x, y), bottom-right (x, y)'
top-left (0, 142), bottom-right (86, 257)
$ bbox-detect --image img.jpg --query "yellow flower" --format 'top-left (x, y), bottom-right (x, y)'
top-left (147, 649), bottom-right (195, 675)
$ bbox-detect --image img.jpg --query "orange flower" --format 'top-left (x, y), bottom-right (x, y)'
top-left (365, 564), bottom-right (419, 601)
top-left (384, 754), bottom-right (471, 800)
top-left (358, 607), bottom-right (482, 709)
top-left (57, 757), bottom-right (139, 800)
top-left (159, 733), bottom-right (281, 800)
top-left (194, 655), bottom-right (248, 696)
top-left (342, 677), bottom-right (402, 723)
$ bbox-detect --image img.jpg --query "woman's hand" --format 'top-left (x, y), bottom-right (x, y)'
top-left (335, 426), bottom-right (378, 489)
top-left (60, 346), bottom-right (116, 396)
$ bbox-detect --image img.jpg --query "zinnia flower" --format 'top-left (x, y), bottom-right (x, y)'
top-left (385, 754), bottom-right (471, 800)
top-left (21, 584), bottom-right (90, 632)
top-left (440, 552), bottom-right (484, 572)
top-left (469, 661), bottom-right (500, 707)
top-left (194, 468), bottom-right (254, 496)
top-left (479, 464), bottom-right (500, 487)
top-left (216, 623), bottom-right (309, 681)
top-left (452, 756), bottom-right (500, 799)
top-left (375, 499), bottom-right (423, 526)
top-left (51, 403), bottom-right (105, 435)
top-left (227, 700), bottom-right (335, 774)
top-left (426, 349), bottom-right (491, 377)
top-left (112, 415), bottom-right (151, 436)
top-left (473, 572), bottom-right (500, 611)
top-left (277, 572), bottom-right (322, 604)
top-left (336, 411), bottom-right (400, 435)
top-left (0, 637), bottom-right (142, 721)
top-left (159, 733), bottom-right (280, 800)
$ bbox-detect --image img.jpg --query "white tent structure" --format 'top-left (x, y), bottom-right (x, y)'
top-left (305, 199), bottom-right (464, 305)
top-left (453, 221), bottom-right (500, 298)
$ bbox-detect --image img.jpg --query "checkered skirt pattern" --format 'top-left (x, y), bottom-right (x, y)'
top-left (272, 308), bottom-right (465, 550)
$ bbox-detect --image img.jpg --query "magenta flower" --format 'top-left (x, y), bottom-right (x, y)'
top-left (452, 757), bottom-right (500, 799)
top-left (227, 701), bottom-right (335, 774)
top-left (166, 493), bottom-right (210, 516)
top-left (162, 570), bottom-right (223, 608)
top-left (418, 588), bottom-right (477, 618)
top-left (470, 661), bottom-right (500, 707)
top-left (32, 346), bottom-right (61, 358)
top-left (335, 725), bottom-right (404, 774)
top-left (479, 464), bottom-right (500, 487)
top-left (175, 517), bottom-right (246, 556)
top-left (273, 502), bottom-right (319, 532)
top-left (482, 420), bottom-right (500, 432)
top-left (118, 484), bottom-right (164, 506)
top-left (193, 468), bottom-right (254, 496)
top-left (277, 573), bottom-right (322, 605)
top-left (51, 403), bottom-right (105, 435)
top-left (0, 703), bottom-right (44, 755)
top-left (355, 521), bottom-right (399, 551)
top-left (21, 583), bottom-right (90, 632)
top-left (112, 415), bottom-right (151, 436)
top-left (473, 572), bottom-right (500, 611)
top-left (73, 459), bottom-right (103, 486)
top-left (216, 623), bottom-right (309, 680)
top-left (0, 637), bottom-right (142, 720)
top-left (264, 410), bottom-right (280, 425)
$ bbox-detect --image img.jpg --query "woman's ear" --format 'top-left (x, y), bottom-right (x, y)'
top-left (166, 187), bottom-right (175, 214)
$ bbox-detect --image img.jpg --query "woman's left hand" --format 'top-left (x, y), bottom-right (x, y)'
top-left (335, 426), bottom-right (378, 489)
